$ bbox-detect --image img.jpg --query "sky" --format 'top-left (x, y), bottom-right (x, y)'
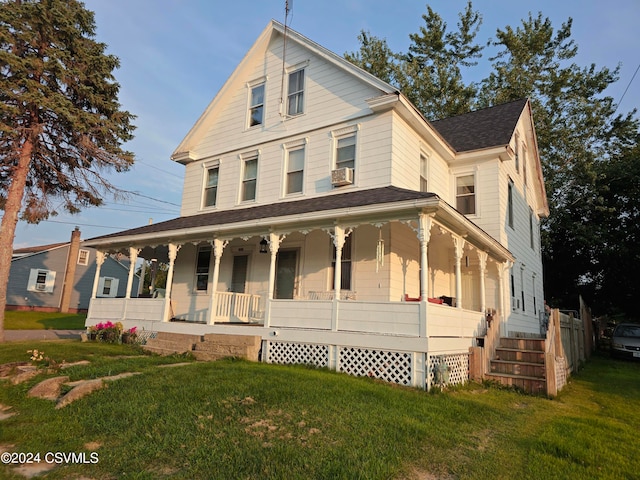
top-left (11, 0), bottom-right (640, 248)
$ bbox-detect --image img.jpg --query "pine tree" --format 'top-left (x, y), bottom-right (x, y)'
top-left (0, 0), bottom-right (135, 341)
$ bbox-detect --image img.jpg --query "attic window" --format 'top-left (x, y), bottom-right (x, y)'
top-left (287, 68), bottom-right (305, 116)
top-left (248, 82), bottom-right (265, 127)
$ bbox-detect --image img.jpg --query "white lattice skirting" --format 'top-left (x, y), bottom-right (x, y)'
top-left (428, 353), bottom-right (470, 388)
top-left (265, 341), bottom-right (470, 390)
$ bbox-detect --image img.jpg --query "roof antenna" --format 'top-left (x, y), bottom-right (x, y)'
top-left (279, 0), bottom-right (293, 118)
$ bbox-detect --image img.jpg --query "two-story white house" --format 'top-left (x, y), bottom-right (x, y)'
top-left (83, 20), bottom-right (549, 389)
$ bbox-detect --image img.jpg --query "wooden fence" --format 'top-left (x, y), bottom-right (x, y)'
top-left (545, 300), bottom-right (593, 395)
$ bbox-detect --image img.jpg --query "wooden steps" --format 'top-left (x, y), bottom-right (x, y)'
top-left (485, 337), bottom-right (547, 395)
top-left (142, 332), bottom-right (261, 362)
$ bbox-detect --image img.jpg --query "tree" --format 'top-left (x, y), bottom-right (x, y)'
top-left (401, 1), bottom-right (483, 120)
top-left (0, 0), bottom-right (135, 341)
top-left (345, 1), bottom-right (483, 120)
top-left (346, 3), bottom-right (640, 317)
top-left (478, 13), bottom-right (639, 315)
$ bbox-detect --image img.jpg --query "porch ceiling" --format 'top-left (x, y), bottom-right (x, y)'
top-left (82, 185), bottom-right (513, 263)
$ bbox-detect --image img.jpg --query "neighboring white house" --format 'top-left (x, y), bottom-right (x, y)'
top-left (83, 20), bottom-right (549, 389)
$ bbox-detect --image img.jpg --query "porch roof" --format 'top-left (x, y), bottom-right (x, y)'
top-left (84, 186), bottom-right (514, 263)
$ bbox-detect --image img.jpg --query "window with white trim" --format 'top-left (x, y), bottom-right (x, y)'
top-left (27, 268), bottom-right (55, 293)
top-left (336, 134), bottom-right (356, 171)
top-left (287, 68), bottom-right (305, 116)
top-left (508, 179), bottom-right (514, 228)
top-left (285, 145), bottom-right (305, 195)
top-left (248, 82), bottom-right (265, 127)
top-left (241, 155), bottom-right (258, 202)
top-left (420, 153), bottom-right (429, 192)
top-left (456, 175), bottom-right (475, 215)
top-left (203, 165), bottom-right (219, 208)
top-left (77, 249), bottom-right (89, 266)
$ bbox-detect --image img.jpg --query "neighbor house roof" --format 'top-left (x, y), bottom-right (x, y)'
top-left (13, 242), bottom-right (68, 255)
top-left (430, 98), bottom-right (528, 152)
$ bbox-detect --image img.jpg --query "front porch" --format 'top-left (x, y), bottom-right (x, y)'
top-left (83, 190), bottom-right (517, 390)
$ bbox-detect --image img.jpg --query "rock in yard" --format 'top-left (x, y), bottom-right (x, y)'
top-left (28, 376), bottom-right (70, 401)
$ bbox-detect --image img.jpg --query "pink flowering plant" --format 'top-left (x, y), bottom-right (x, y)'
top-left (88, 321), bottom-right (123, 343)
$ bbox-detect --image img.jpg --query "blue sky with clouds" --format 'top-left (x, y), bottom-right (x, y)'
top-left (12, 0), bottom-right (640, 248)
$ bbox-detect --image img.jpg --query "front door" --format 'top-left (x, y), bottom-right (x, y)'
top-left (275, 249), bottom-right (298, 299)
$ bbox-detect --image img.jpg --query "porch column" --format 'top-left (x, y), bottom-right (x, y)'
top-left (90, 251), bottom-right (106, 299)
top-left (265, 232), bottom-right (283, 327)
top-left (163, 243), bottom-right (180, 322)
top-left (418, 214), bottom-right (433, 300)
top-left (453, 236), bottom-right (466, 309)
top-left (333, 225), bottom-right (346, 303)
top-left (418, 214), bottom-right (433, 338)
top-left (478, 251), bottom-right (488, 314)
top-left (125, 247), bottom-right (140, 299)
top-left (207, 238), bottom-right (228, 325)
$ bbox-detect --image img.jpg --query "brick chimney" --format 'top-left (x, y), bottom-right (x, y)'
top-left (59, 227), bottom-right (81, 313)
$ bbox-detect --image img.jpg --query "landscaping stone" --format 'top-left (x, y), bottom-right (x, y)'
top-left (0, 404), bottom-right (16, 421)
top-left (28, 376), bottom-right (70, 401)
top-left (56, 379), bottom-right (105, 409)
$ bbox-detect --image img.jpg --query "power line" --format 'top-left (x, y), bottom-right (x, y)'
top-left (42, 219), bottom-right (130, 230)
top-left (613, 62), bottom-right (640, 114)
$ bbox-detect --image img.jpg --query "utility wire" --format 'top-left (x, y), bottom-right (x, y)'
top-left (613, 62), bottom-right (640, 114)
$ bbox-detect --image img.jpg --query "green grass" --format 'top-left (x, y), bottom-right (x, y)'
top-left (0, 342), bottom-right (639, 479)
top-left (4, 311), bottom-right (86, 330)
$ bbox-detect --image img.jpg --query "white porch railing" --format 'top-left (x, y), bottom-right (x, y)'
top-left (214, 292), bottom-right (263, 323)
top-left (269, 299), bottom-right (484, 338)
top-left (86, 297), bottom-right (167, 324)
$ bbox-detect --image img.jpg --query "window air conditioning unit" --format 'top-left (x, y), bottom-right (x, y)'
top-left (331, 167), bottom-right (353, 186)
top-left (35, 283), bottom-right (46, 291)
top-left (512, 297), bottom-right (520, 311)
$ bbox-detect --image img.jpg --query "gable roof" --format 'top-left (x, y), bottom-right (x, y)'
top-left (430, 98), bottom-right (528, 153)
top-left (13, 242), bottom-right (68, 256)
top-left (172, 20), bottom-right (396, 162)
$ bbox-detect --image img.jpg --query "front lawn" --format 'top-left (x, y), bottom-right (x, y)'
top-left (4, 311), bottom-right (86, 330)
top-left (0, 342), bottom-right (638, 479)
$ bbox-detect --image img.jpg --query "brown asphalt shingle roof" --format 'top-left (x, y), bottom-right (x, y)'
top-left (431, 98), bottom-right (528, 152)
top-left (87, 186), bottom-right (437, 242)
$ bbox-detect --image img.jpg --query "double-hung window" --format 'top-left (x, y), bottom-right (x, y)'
top-left (77, 249), bottom-right (89, 266)
top-left (336, 134), bottom-right (356, 171)
top-left (286, 146), bottom-right (305, 195)
top-left (420, 153), bottom-right (429, 192)
top-left (203, 165), bottom-right (219, 208)
top-left (456, 175), bottom-right (476, 215)
top-left (508, 180), bottom-right (514, 228)
top-left (287, 69), bottom-right (304, 116)
top-left (248, 82), bottom-right (265, 127)
top-left (241, 155), bottom-right (258, 202)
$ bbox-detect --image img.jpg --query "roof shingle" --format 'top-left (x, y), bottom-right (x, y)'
top-left (431, 98), bottom-right (528, 152)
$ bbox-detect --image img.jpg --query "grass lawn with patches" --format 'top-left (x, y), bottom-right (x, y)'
top-left (0, 341), bottom-right (639, 479)
top-left (4, 311), bottom-right (86, 330)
